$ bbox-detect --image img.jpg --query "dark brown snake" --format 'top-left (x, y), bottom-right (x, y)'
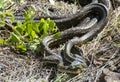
top-left (5, 0), bottom-right (120, 74)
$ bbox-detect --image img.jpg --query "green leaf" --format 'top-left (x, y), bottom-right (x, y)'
top-left (52, 32), bottom-right (61, 39)
top-left (47, 19), bottom-right (55, 31)
top-left (26, 24), bottom-right (33, 35)
top-left (0, 7), bottom-right (3, 14)
top-left (9, 32), bottom-right (21, 43)
top-left (16, 21), bottom-right (23, 28)
top-left (30, 31), bottom-right (37, 40)
top-left (10, 15), bottom-right (14, 23)
top-left (40, 34), bottom-right (47, 41)
top-left (39, 18), bottom-right (45, 27)
top-left (15, 22), bottom-right (26, 36)
top-left (17, 45), bottom-right (26, 51)
top-left (0, 21), bottom-right (5, 27)
top-left (16, 27), bottom-right (23, 35)
top-left (42, 23), bottom-right (49, 35)
top-left (0, 1), bottom-right (4, 7)
top-left (0, 39), bottom-right (4, 44)
top-left (24, 9), bottom-right (35, 22)
top-left (39, 20), bottom-right (45, 32)
top-left (40, 18), bottom-right (45, 23)
top-left (24, 12), bottom-right (31, 19)
top-left (32, 24), bottom-right (40, 33)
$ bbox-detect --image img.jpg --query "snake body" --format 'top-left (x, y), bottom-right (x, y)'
top-left (6, 0), bottom-right (111, 30)
top-left (64, 4), bottom-right (108, 63)
top-left (40, 3), bottom-right (109, 74)
top-left (5, 0), bottom-right (114, 74)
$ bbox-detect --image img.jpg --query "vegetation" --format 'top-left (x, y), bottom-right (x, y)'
top-left (0, 8), bottom-right (61, 51)
top-left (0, 0), bottom-right (62, 51)
top-left (0, 0), bottom-right (120, 82)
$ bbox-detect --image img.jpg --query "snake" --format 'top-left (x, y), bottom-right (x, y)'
top-left (6, 0), bottom-right (112, 29)
top-left (5, 0), bottom-right (114, 74)
top-left (40, 2), bottom-right (110, 74)
top-left (6, 0), bottom-right (112, 31)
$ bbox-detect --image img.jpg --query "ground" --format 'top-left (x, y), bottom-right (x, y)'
top-left (0, 0), bottom-right (120, 82)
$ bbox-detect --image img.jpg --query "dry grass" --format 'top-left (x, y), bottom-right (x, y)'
top-left (5, 0), bottom-right (80, 16)
top-left (0, 46), bottom-right (44, 82)
top-left (0, 1), bottom-right (120, 82)
top-left (78, 6), bottom-right (120, 82)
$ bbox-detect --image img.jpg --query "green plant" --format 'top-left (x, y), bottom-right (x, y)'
top-left (0, 0), bottom-right (5, 13)
top-left (0, 0), bottom-right (13, 14)
top-left (0, 9), bottom-right (61, 51)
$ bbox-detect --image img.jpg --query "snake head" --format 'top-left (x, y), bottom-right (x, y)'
top-left (68, 60), bottom-right (87, 73)
top-left (69, 54), bottom-right (87, 68)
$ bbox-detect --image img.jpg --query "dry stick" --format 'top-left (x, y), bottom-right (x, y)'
top-left (85, 54), bottom-right (94, 82)
top-left (107, 48), bottom-right (120, 69)
top-left (4, 3), bottom-right (15, 10)
top-left (88, 48), bottom-right (110, 82)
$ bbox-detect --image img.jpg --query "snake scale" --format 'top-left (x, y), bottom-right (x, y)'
top-left (5, 0), bottom-right (120, 74)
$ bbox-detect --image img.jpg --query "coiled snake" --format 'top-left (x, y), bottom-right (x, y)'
top-left (6, 0), bottom-right (119, 74)
top-left (40, 1), bottom-right (110, 74)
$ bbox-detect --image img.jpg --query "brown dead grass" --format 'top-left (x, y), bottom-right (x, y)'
top-left (0, 1), bottom-right (120, 82)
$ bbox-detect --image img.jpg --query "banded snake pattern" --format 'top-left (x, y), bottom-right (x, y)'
top-left (5, 0), bottom-right (120, 74)
top-left (40, 0), bottom-right (111, 74)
